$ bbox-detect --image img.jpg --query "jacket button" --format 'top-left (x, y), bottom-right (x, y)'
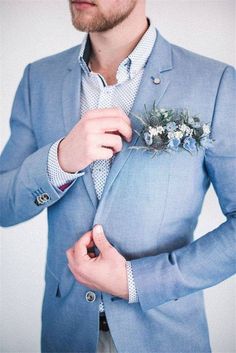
top-left (34, 193), bottom-right (50, 206)
top-left (85, 291), bottom-right (96, 302)
top-left (153, 77), bottom-right (161, 84)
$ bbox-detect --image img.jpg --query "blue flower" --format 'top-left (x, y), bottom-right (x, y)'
top-left (166, 122), bottom-right (177, 132)
top-left (143, 132), bottom-right (153, 146)
top-left (183, 136), bottom-right (197, 153)
top-left (200, 136), bottom-right (213, 148)
top-left (168, 137), bottom-right (180, 151)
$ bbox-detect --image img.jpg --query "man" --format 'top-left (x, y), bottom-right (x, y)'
top-left (0, 0), bottom-right (235, 352)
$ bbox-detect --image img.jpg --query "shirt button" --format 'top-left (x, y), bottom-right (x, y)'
top-left (85, 291), bottom-right (96, 302)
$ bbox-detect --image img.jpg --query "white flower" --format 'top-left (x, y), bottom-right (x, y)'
top-left (160, 108), bottom-right (166, 113)
top-left (156, 126), bottom-right (165, 134)
top-left (180, 124), bottom-right (191, 136)
top-left (149, 127), bottom-right (157, 136)
top-left (179, 124), bottom-right (187, 132)
top-left (149, 126), bottom-right (164, 136)
top-left (202, 124), bottom-right (210, 135)
top-left (168, 131), bottom-right (175, 139)
top-left (185, 126), bottom-right (192, 136)
top-left (174, 130), bottom-right (184, 139)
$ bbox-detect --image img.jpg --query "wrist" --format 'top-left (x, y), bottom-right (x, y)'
top-left (58, 139), bottom-right (88, 173)
top-left (57, 139), bottom-right (72, 173)
top-left (47, 139), bottom-right (85, 189)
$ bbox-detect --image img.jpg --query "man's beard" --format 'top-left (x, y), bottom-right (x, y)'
top-left (70, 0), bottom-right (137, 33)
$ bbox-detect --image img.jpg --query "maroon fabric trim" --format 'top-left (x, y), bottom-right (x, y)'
top-left (59, 182), bottom-right (72, 191)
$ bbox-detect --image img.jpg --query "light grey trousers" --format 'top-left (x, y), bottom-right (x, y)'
top-left (97, 330), bottom-right (118, 353)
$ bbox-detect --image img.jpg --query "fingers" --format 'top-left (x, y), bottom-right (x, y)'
top-left (93, 133), bottom-right (123, 153)
top-left (74, 230), bottom-right (94, 257)
top-left (93, 147), bottom-right (114, 160)
top-left (92, 225), bottom-right (112, 253)
top-left (66, 230), bottom-right (94, 265)
top-left (101, 133), bottom-right (123, 152)
top-left (59, 107), bottom-right (133, 174)
top-left (88, 252), bottom-right (96, 258)
top-left (87, 132), bottom-right (124, 160)
top-left (83, 108), bottom-right (132, 143)
top-left (66, 247), bottom-right (75, 265)
top-left (83, 108), bottom-right (131, 125)
top-left (66, 225), bottom-right (113, 267)
top-left (87, 244), bottom-right (96, 258)
top-left (95, 118), bottom-right (132, 142)
top-left (87, 239), bottom-right (95, 249)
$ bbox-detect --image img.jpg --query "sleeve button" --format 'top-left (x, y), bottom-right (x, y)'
top-left (34, 193), bottom-right (50, 206)
top-left (41, 193), bottom-right (50, 202)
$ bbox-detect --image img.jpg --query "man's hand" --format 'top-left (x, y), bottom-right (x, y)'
top-left (66, 224), bottom-right (129, 300)
top-left (58, 108), bottom-right (132, 173)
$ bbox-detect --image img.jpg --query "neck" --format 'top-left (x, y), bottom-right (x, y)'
top-left (88, 8), bottom-right (148, 73)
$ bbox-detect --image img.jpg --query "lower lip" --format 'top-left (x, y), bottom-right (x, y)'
top-left (72, 2), bottom-right (95, 10)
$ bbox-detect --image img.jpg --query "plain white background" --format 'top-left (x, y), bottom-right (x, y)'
top-left (0, 1), bottom-right (235, 352)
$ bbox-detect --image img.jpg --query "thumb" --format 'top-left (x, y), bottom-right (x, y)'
top-left (93, 225), bottom-right (112, 253)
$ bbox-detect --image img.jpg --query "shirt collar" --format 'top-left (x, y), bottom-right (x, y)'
top-left (125, 18), bottom-right (157, 79)
top-left (78, 17), bottom-right (157, 82)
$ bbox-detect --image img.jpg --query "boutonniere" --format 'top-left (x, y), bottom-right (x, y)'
top-left (129, 103), bottom-right (214, 157)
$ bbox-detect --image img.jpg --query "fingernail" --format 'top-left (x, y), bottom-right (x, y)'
top-left (95, 224), bottom-right (103, 235)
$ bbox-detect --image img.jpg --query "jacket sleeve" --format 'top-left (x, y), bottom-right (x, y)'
top-left (130, 65), bottom-right (236, 312)
top-left (0, 64), bottom-right (78, 227)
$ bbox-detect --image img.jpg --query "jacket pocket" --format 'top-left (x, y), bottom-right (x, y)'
top-left (45, 265), bottom-right (76, 298)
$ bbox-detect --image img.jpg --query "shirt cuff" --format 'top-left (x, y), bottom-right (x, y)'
top-left (126, 261), bottom-right (139, 303)
top-left (47, 138), bottom-right (85, 189)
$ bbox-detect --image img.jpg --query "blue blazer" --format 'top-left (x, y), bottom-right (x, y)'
top-left (0, 30), bottom-right (235, 353)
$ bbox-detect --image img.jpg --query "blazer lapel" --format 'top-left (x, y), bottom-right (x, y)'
top-left (62, 48), bottom-right (98, 209)
top-left (61, 31), bottom-right (173, 212)
top-left (95, 31), bottom-right (174, 215)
